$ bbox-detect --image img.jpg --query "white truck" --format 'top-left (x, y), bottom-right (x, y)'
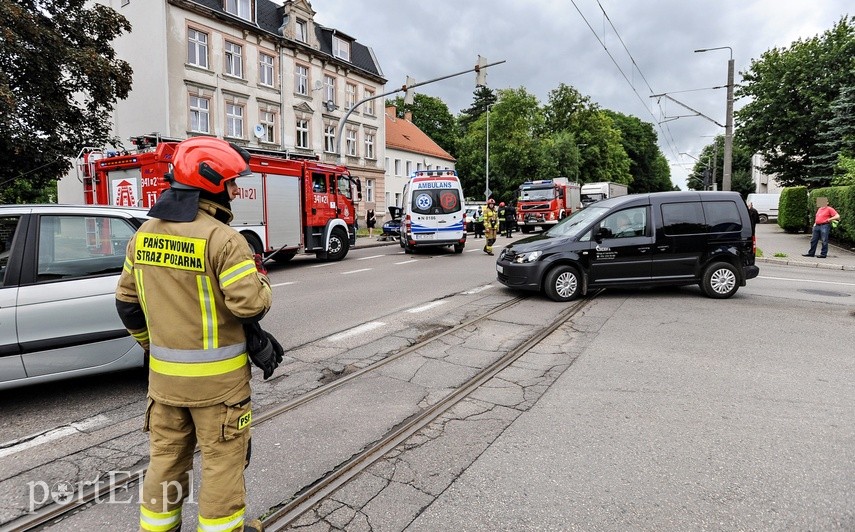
top-left (580, 182), bottom-right (628, 206)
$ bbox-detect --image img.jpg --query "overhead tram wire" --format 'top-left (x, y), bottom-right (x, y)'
top-left (568, 0), bottom-right (682, 161)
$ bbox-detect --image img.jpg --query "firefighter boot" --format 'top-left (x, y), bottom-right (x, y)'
top-left (244, 518), bottom-right (264, 531)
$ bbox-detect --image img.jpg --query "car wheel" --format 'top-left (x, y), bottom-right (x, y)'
top-left (453, 243), bottom-right (464, 254)
top-left (701, 261), bottom-right (739, 298)
top-left (758, 214), bottom-right (768, 224)
top-left (324, 228), bottom-right (349, 261)
top-left (543, 265), bottom-right (581, 302)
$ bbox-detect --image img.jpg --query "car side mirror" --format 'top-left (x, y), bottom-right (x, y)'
top-left (595, 227), bottom-right (610, 242)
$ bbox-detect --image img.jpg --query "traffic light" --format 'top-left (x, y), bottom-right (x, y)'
top-left (475, 55), bottom-right (488, 87)
top-left (702, 168), bottom-right (711, 189)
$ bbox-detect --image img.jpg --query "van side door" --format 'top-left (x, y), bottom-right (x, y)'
top-left (588, 206), bottom-right (653, 284)
top-left (651, 201), bottom-right (706, 280)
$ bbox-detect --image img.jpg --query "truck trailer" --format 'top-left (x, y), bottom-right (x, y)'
top-left (580, 182), bottom-right (628, 206)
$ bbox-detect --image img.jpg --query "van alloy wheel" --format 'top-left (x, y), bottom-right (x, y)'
top-left (544, 265), bottom-right (581, 302)
top-left (701, 261), bottom-right (739, 299)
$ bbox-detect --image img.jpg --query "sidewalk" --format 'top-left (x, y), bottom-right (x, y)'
top-left (754, 222), bottom-right (855, 271)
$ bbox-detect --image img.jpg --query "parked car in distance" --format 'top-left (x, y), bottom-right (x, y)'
top-left (496, 191), bottom-right (759, 302)
top-left (464, 208), bottom-right (479, 233)
top-left (382, 206), bottom-right (402, 237)
top-left (746, 193), bottom-right (780, 223)
top-left (0, 204), bottom-right (149, 390)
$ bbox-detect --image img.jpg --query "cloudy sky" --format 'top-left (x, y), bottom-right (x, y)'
top-left (312, 1), bottom-right (851, 190)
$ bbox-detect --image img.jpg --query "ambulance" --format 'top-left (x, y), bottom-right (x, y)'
top-left (399, 170), bottom-right (466, 254)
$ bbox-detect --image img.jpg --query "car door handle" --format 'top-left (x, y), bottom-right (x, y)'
top-left (638, 247), bottom-right (650, 253)
top-left (657, 245), bottom-right (669, 251)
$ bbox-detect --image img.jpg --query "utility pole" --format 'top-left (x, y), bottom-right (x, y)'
top-left (695, 47), bottom-right (734, 191)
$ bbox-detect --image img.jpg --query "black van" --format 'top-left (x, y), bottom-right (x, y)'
top-left (496, 191), bottom-right (759, 301)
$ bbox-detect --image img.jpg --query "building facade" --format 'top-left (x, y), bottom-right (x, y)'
top-left (751, 153), bottom-right (783, 193)
top-left (61, 0), bottom-right (387, 222)
top-left (383, 106), bottom-right (456, 215)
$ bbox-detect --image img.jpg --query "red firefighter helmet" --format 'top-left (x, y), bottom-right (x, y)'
top-left (169, 137), bottom-right (251, 194)
top-left (499, 202), bottom-right (505, 207)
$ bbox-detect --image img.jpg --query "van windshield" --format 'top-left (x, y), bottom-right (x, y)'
top-left (411, 189), bottom-right (462, 215)
top-left (546, 206), bottom-right (608, 238)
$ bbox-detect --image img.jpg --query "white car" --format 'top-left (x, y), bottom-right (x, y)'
top-left (0, 204), bottom-right (149, 390)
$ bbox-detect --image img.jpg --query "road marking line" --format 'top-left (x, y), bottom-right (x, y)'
top-left (327, 322), bottom-right (385, 342)
top-left (758, 275), bottom-right (855, 287)
top-left (0, 415), bottom-right (109, 459)
top-left (395, 260), bottom-right (418, 265)
top-left (270, 281), bottom-right (295, 287)
top-left (311, 262), bottom-right (338, 268)
top-left (357, 255), bottom-right (385, 261)
top-left (406, 301), bottom-right (447, 314)
top-left (342, 268), bottom-right (372, 275)
top-left (462, 284), bottom-right (493, 295)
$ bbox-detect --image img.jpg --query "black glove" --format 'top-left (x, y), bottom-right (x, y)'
top-left (244, 322), bottom-right (284, 379)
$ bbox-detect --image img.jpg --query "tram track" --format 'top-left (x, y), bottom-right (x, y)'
top-left (4, 294), bottom-right (534, 531)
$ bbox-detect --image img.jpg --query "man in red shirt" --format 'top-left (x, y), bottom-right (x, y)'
top-left (803, 198), bottom-right (840, 258)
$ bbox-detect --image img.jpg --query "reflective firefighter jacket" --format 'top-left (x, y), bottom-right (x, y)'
top-left (116, 200), bottom-right (272, 407)
top-left (483, 205), bottom-right (500, 230)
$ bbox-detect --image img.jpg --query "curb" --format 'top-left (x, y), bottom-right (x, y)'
top-left (755, 256), bottom-right (855, 271)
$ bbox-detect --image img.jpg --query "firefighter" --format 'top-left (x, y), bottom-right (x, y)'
top-left (504, 201), bottom-right (517, 237)
top-left (483, 198), bottom-right (500, 255)
top-left (497, 202), bottom-right (506, 236)
top-left (116, 137), bottom-right (282, 532)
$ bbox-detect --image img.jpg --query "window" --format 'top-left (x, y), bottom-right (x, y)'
top-left (345, 127), bottom-right (357, 156)
top-left (600, 207), bottom-right (647, 239)
top-left (366, 179), bottom-right (375, 203)
top-left (337, 175), bottom-right (352, 199)
top-left (0, 216), bottom-right (21, 287)
top-left (324, 124), bottom-right (336, 153)
top-left (411, 189), bottom-right (461, 215)
top-left (296, 118), bottom-right (309, 148)
top-left (364, 131), bottom-right (375, 159)
top-left (703, 201), bottom-right (742, 233)
top-left (226, 103), bottom-right (243, 138)
top-left (224, 42), bottom-right (243, 78)
top-left (405, 161), bottom-right (412, 176)
top-left (394, 159), bottom-right (402, 176)
top-left (312, 173), bottom-right (327, 193)
top-left (295, 19), bottom-right (307, 43)
top-left (189, 95), bottom-right (210, 133)
top-left (333, 36), bottom-right (350, 61)
top-left (187, 28), bottom-right (208, 68)
top-left (661, 202), bottom-right (705, 236)
top-left (295, 64), bottom-right (309, 96)
top-left (260, 110), bottom-right (276, 143)
top-left (345, 83), bottom-right (356, 109)
top-left (416, 162), bottom-right (423, 171)
top-left (36, 216), bottom-right (136, 282)
top-left (225, 0), bottom-right (252, 21)
top-left (324, 75), bottom-right (336, 105)
top-left (259, 53), bottom-right (274, 86)
top-left (384, 157), bottom-right (389, 172)
top-left (364, 89), bottom-right (375, 114)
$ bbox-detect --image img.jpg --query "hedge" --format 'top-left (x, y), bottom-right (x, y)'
top-left (778, 186), bottom-right (809, 233)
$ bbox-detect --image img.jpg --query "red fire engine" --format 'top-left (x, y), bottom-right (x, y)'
top-left (515, 177), bottom-right (581, 233)
top-left (77, 134), bottom-right (361, 262)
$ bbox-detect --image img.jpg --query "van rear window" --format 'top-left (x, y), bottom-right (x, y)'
top-left (411, 189), bottom-right (461, 215)
top-left (703, 201), bottom-right (742, 232)
top-left (661, 202), bottom-right (705, 235)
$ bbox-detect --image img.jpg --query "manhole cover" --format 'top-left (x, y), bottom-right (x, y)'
top-left (799, 289), bottom-right (851, 298)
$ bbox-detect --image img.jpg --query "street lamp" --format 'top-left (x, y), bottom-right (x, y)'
top-left (694, 46), bottom-right (734, 192)
top-left (485, 103), bottom-right (493, 201)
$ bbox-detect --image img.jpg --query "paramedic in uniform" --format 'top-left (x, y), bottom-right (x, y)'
top-left (116, 137), bottom-right (282, 532)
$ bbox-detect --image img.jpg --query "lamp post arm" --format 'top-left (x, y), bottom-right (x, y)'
top-left (335, 60), bottom-right (507, 164)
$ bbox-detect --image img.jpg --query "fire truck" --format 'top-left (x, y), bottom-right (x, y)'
top-left (76, 134), bottom-right (361, 262)
top-left (515, 177), bottom-right (581, 233)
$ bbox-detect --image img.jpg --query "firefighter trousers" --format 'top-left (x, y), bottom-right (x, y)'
top-left (140, 384), bottom-right (252, 532)
top-left (484, 226), bottom-right (497, 253)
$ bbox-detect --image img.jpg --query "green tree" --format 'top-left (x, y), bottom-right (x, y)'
top-left (0, 0), bottom-right (133, 204)
top-left (815, 83), bottom-right (855, 181)
top-left (686, 135), bottom-right (753, 196)
top-left (457, 85), bottom-right (497, 133)
top-left (603, 110), bottom-right (673, 193)
top-left (387, 93), bottom-right (458, 157)
top-left (736, 16), bottom-right (855, 187)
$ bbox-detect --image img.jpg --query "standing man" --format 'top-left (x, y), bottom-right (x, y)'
top-left (497, 202), bottom-right (507, 237)
top-left (504, 201), bottom-right (517, 238)
top-left (803, 197), bottom-right (840, 258)
top-left (483, 197), bottom-right (500, 255)
top-left (747, 201), bottom-right (760, 233)
top-left (116, 137), bottom-right (282, 532)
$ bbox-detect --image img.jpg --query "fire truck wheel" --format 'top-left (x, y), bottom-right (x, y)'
top-left (243, 232), bottom-right (264, 256)
top-left (325, 227), bottom-right (349, 261)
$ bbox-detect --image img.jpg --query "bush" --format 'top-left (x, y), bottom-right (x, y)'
top-left (778, 186), bottom-right (809, 233)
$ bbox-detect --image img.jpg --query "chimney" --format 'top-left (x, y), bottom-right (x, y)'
top-left (385, 105), bottom-right (397, 118)
top-left (404, 111), bottom-right (413, 122)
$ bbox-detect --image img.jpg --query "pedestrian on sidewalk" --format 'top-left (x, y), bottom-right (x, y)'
top-left (366, 208), bottom-right (376, 238)
top-left (747, 201), bottom-right (760, 233)
top-left (803, 198), bottom-right (840, 258)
